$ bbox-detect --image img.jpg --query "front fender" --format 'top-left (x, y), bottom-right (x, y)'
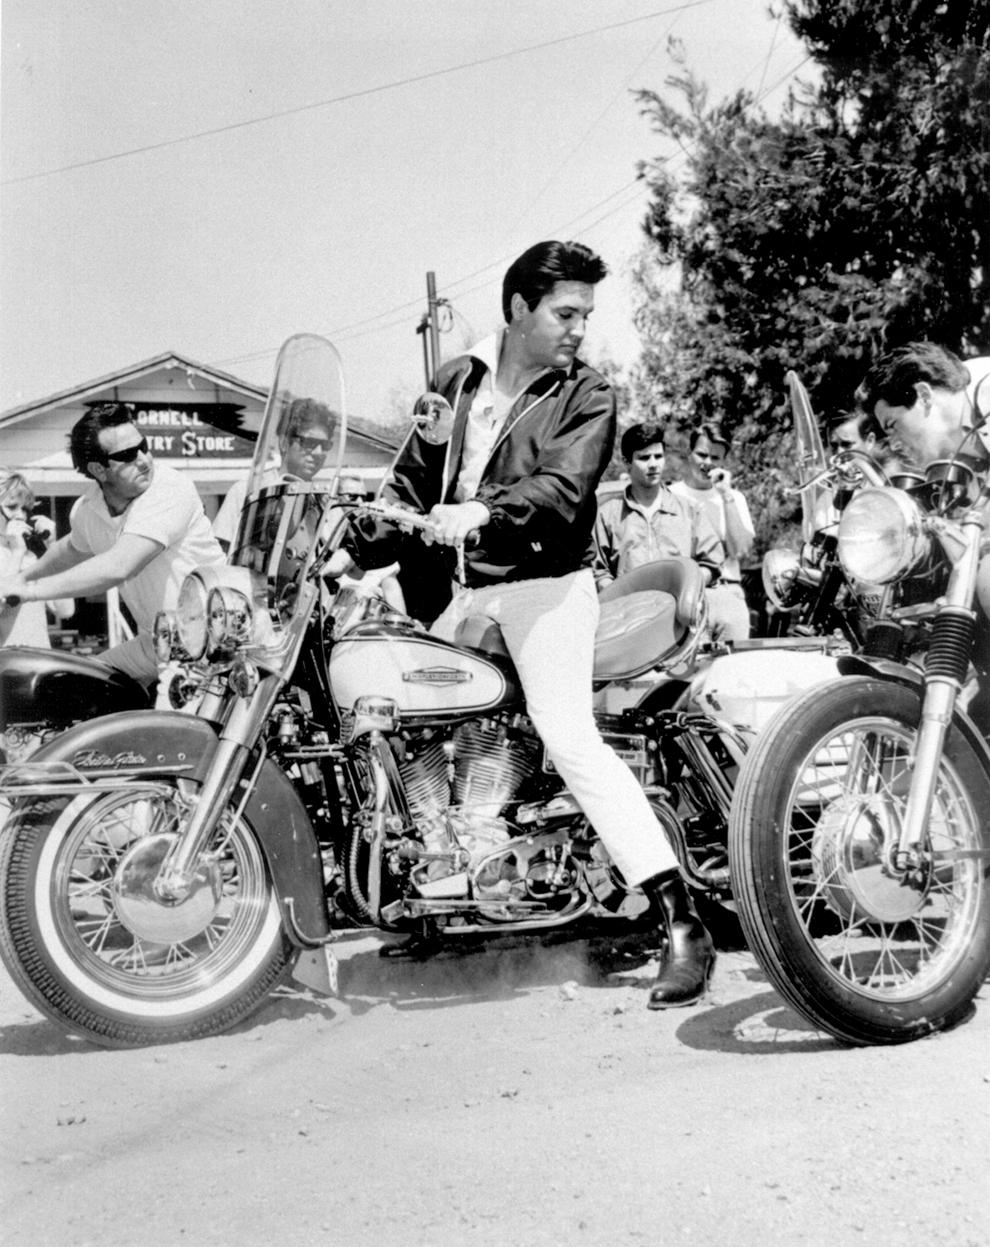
top-left (837, 654), bottom-right (990, 775)
top-left (24, 711), bottom-right (331, 947)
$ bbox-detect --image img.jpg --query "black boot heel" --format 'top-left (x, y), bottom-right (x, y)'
top-left (642, 870), bottom-right (716, 1010)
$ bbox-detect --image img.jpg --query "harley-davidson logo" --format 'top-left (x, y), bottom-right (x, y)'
top-left (72, 749), bottom-right (149, 769)
top-left (402, 666), bottom-right (473, 685)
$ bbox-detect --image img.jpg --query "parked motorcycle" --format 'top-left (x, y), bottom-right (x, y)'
top-left (730, 452), bottom-right (990, 1045)
top-left (0, 335), bottom-right (841, 1048)
top-left (759, 371), bottom-right (937, 659)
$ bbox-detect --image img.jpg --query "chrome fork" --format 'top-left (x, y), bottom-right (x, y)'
top-left (895, 503), bottom-right (986, 869)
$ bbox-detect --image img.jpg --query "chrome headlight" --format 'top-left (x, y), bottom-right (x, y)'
top-left (176, 573), bottom-right (210, 660)
top-left (206, 583), bottom-right (254, 659)
top-left (838, 488), bottom-right (929, 585)
top-left (762, 548), bottom-right (801, 611)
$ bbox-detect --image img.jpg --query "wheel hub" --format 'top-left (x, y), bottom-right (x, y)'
top-left (812, 797), bottom-right (929, 923)
top-left (112, 833), bottom-right (223, 944)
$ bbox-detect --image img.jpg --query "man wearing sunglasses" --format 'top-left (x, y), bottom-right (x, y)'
top-left (0, 403), bottom-right (223, 685)
top-left (212, 397), bottom-right (334, 551)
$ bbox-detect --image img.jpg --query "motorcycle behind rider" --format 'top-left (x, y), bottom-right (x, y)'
top-left (353, 239), bottom-right (716, 1008)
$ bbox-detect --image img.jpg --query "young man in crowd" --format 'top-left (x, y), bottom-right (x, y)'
top-left (359, 240), bottom-right (716, 1008)
top-left (825, 409), bottom-right (885, 457)
top-left (671, 424), bottom-right (755, 642)
top-left (593, 421), bottom-right (723, 590)
top-left (0, 403), bottom-right (224, 686)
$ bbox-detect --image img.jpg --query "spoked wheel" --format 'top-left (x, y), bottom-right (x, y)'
top-left (730, 677), bottom-right (990, 1045)
top-left (0, 780), bottom-right (292, 1048)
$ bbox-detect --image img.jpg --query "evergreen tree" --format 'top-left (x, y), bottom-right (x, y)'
top-left (631, 2), bottom-right (990, 549)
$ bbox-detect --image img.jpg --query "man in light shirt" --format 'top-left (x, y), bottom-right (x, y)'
top-left (0, 403), bottom-right (224, 686)
top-left (671, 424), bottom-right (755, 642)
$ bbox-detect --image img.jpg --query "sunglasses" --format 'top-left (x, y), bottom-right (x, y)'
top-left (291, 434), bottom-right (330, 455)
top-left (102, 437), bottom-right (150, 464)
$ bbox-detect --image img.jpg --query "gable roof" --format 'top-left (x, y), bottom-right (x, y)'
top-left (0, 350), bottom-right (398, 451)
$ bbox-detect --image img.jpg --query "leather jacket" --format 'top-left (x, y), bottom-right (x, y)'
top-left (384, 347), bottom-right (617, 591)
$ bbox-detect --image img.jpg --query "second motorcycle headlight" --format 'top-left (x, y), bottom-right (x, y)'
top-left (206, 583), bottom-right (254, 659)
top-left (176, 573), bottom-right (210, 660)
top-left (838, 487), bottom-right (928, 585)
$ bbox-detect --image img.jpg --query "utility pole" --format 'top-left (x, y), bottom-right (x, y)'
top-left (416, 271), bottom-right (446, 391)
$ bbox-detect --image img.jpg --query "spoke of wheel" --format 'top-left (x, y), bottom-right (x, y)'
top-left (874, 930), bottom-right (911, 986)
top-left (75, 912), bottom-right (116, 951)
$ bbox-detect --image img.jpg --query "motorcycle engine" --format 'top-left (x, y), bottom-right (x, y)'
top-left (396, 716), bottom-right (545, 898)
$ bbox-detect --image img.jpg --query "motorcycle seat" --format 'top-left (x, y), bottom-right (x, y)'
top-left (453, 558), bottom-right (705, 683)
top-left (594, 559), bottom-right (704, 681)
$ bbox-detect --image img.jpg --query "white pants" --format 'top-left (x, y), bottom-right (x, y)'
top-left (431, 568), bottom-right (679, 886)
top-left (101, 632), bottom-right (158, 688)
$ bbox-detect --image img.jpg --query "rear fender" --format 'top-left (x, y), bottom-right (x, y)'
top-left (23, 711), bottom-right (331, 947)
top-left (837, 654), bottom-right (990, 775)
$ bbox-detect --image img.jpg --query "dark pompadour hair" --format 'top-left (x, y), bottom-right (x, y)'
top-left (501, 240), bottom-right (608, 323)
top-left (857, 342), bottom-right (970, 411)
top-left (69, 403), bottom-right (137, 479)
top-left (620, 421), bottom-right (666, 461)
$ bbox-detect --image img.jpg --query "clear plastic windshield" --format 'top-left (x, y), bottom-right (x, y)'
top-left (787, 370), bottom-right (834, 542)
top-left (230, 335), bottom-right (347, 632)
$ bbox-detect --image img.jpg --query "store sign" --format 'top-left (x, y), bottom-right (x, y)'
top-left (88, 402), bottom-right (256, 459)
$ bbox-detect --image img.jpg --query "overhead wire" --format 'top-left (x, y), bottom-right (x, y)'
top-left (2, 1), bottom-right (715, 187)
top-left (212, 38), bottom-right (812, 371)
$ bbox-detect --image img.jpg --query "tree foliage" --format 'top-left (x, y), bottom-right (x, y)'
top-left (630, 1), bottom-right (990, 550)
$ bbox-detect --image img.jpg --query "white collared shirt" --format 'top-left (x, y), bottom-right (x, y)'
top-left (453, 331), bottom-right (550, 502)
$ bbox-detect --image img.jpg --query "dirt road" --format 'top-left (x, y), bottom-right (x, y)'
top-left (2, 930), bottom-right (987, 1247)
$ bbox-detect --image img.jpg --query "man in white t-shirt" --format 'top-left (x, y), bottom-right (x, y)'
top-left (671, 424), bottom-right (755, 641)
top-left (0, 404), bottom-right (224, 686)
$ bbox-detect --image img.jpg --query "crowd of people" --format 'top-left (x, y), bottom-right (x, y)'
top-left (1, 238), bottom-right (988, 1012)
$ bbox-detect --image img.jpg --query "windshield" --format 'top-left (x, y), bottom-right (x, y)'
top-left (230, 334), bottom-right (348, 635)
top-left (787, 370), bottom-right (834, 542)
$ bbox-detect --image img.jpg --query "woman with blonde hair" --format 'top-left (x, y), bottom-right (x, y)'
top-left (0, 470), bottom-right (73, 647)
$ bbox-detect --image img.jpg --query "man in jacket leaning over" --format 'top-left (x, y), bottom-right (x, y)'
top-left (362, 239), bottom-right (715, 1008)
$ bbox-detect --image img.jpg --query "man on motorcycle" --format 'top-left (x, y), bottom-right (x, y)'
top-left (0, 403), bottom-right (224, 686)
top-left (213, 397), bottom-right (336, 552)
top-left (858, 342), bottom-right (990, 470)
top-left (592, 420), bottom-right (724, 590)
top-left (362, 240), bottom-right (716, 1008)
top-left (859, 341), bottom-right (990, 716)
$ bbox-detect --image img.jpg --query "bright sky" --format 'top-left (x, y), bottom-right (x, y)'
top-left (1, 0), bottom-right (810, 425)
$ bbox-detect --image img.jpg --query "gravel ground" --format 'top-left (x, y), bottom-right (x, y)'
top-left (2, 929), bottom-right (988, 1247)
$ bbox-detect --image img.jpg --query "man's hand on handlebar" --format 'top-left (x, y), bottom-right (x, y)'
top-left (426, 501), bottom-right (490, 548)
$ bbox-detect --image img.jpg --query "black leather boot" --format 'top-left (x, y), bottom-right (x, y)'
top-left (643, 869), bottom-right (715, 1009)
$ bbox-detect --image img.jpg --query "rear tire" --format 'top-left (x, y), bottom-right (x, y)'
top-left (730, 677), bottom-right (990, 1045)
top-left (0, 781), bottom-right (293, 1048)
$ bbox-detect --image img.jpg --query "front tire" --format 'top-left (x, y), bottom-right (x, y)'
top-left (0, 781), bottom-right (293, 1048)
top-left (730, 677), bottom-right (990, 1045)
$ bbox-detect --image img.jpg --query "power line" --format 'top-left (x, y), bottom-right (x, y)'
top-left (3, 1), bottom-right (715, 187)
top-left (212, 48), bottom-right (813, 372)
